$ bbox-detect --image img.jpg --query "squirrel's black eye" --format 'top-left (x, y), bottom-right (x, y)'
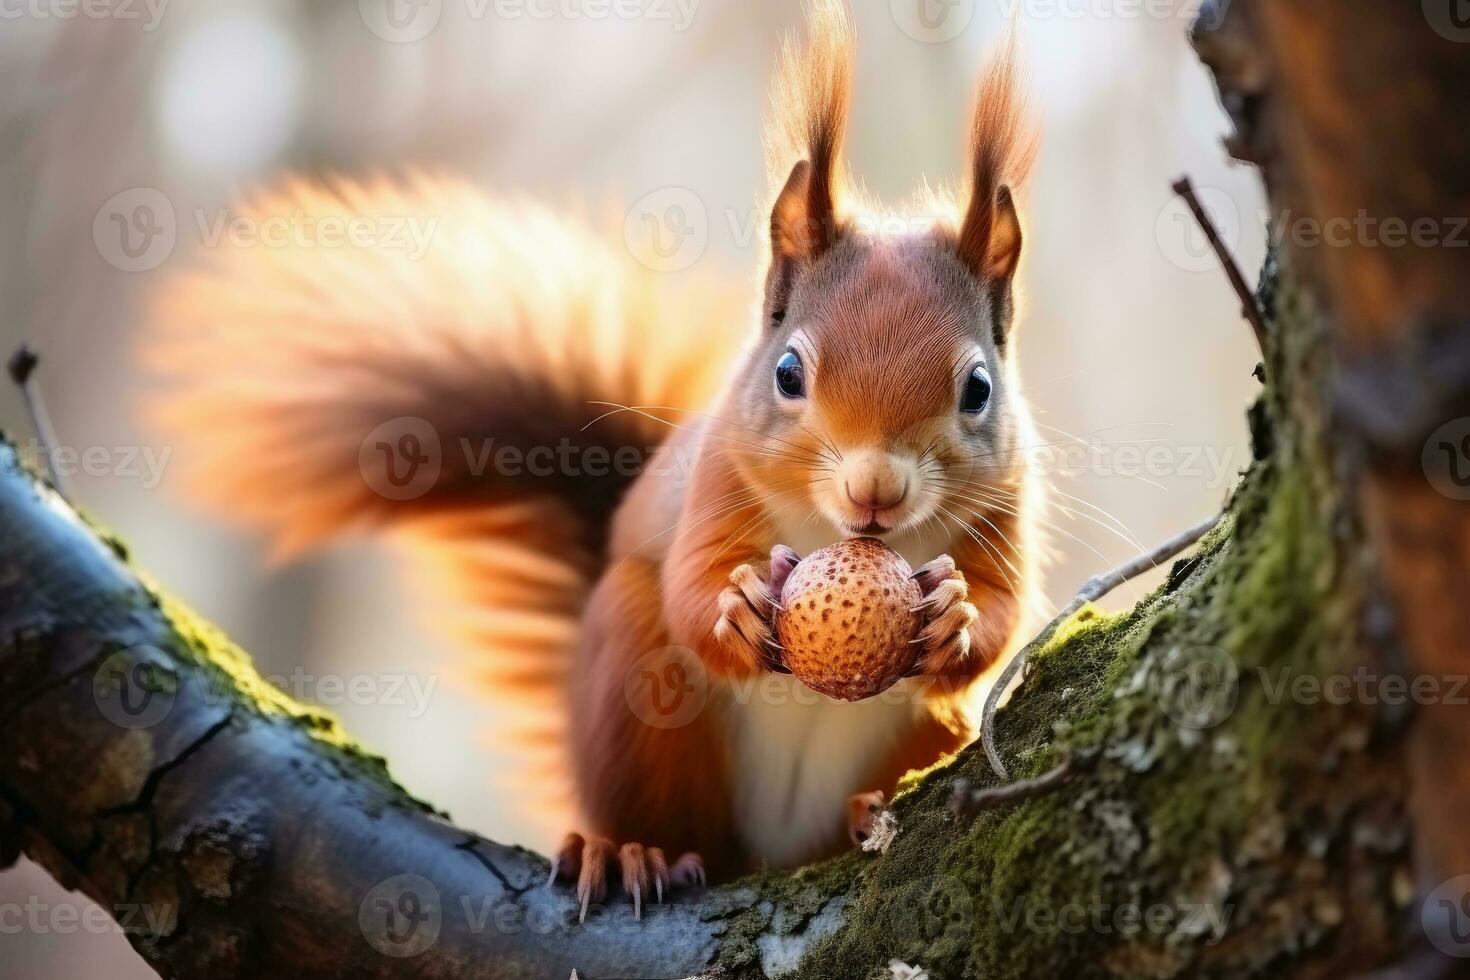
top-left (775, 349), bottom-right (805, 399)
top-left (961, 365), bottom-right (992, 414)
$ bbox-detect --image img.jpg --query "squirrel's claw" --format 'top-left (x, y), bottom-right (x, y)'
top-left (907, 555), bottom-right (978, 675)
top-left (619, 843), bottom-right (649, 919)
top-left (767, 544), bottom-right (801, 594)
top-left (910, 554), bottom-right (958, 594)
top-left (847, 790), bottom-right (887, 848)
top-left (715, 546), bottom-right (802, 673)
top-left (670, 852), bottom-right (706, 888)
top-left (549, 833), bottom-right (702, 923)
top-left (646, 846), bottom-right (669, 905)
top-left (576, 836), bottom-right (615, 922)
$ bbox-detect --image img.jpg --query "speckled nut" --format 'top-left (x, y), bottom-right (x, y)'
top-left (775, 537), bottom-right (923, 701)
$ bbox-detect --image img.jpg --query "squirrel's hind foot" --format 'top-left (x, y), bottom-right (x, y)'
top-left (548, 832), bottom-right (704, 922)
top-left (847, 790), bottom-right (887, 848)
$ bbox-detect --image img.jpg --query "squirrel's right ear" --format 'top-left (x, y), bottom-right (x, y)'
top-left (771, 158), bottom-right (839, 265)
top-left (766, 123), bottom-right (845, 326)
top-left (765, 159), bottom-right (842, 328)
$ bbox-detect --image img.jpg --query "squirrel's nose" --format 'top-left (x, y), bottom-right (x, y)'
top-left (845, 475), bottom-right (908, 512)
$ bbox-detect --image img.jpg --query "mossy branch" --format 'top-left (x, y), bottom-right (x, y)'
top-left (0, 243), bottom-right (1416, 979)
top-left (0, 441), bottom-right (855, 979)
top-left (5, 1), bottom-right (1467, 977)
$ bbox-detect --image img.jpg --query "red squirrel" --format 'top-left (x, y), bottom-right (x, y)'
top-left (144, 0), bottom-right (1040, 920)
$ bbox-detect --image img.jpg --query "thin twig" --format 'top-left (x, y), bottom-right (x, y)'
top-left (980, 512), bottom-right (1222, 780)
top-left (949, 749), bottom-right (1096, 817)
top-left (1172, 176), bottom-right (1268, 354)
top-left (7, 345), bottom-right (70, 501)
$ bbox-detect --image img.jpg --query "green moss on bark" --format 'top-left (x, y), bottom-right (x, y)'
top-left (145, 585), bottom-right (436, 808)
top-left (31, 474), bottom-right (436, 813)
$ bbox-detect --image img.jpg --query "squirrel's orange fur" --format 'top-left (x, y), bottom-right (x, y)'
top-left (145, 177), bottom-right (749, 824)
top-left (144, 0), bottom-right (1041, 908)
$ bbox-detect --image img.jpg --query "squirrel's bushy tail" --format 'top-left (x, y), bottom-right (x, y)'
top-left (143, 175), bottom-right (746, 825)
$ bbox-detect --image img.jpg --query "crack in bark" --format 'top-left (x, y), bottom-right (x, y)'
top-left (101, 713), bottom-right (235, 819)
top-left (456, 836), bottom-right (533, 899)
top-left (101, 713), bottom-right (235, 903)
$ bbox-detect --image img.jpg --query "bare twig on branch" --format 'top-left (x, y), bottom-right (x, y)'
top-left (948, 749), bottom-right (1098, 818)
top-left (1172, 176), bottom-right (1269, 354)
top-left (6, 344), bottom-right (69, 500)
top-left (980, 513), bottom-right (1222, 781)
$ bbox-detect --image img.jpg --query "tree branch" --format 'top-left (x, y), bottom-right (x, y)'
top-left (0, 440), bottom-right (844, 979)
top-left (4, 4), bottom-right (1462, 977)
top-left (980, 513), bottom-right (1221, 780)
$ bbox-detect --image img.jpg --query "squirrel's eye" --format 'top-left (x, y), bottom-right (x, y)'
top-left (961, 364), bottom-right (992, 414)
top-left (775, 349), bottom-right (806, 399)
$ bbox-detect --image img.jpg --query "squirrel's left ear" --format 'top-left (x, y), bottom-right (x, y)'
top-left (954, 38), bottom-right (1032, 320)
top-left (957, 184), bottom-right (1022, 285)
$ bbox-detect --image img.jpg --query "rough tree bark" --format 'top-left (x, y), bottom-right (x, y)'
top-left (2, 2), bottom-right (1467, 978)
top-left (1195, 0), bottom-right (1470, 925)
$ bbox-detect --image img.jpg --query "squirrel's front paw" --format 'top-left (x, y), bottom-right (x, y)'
top-left (909, 555), bottom-right (979, 674)
top-left (713, 545), bottom-right (800, 672)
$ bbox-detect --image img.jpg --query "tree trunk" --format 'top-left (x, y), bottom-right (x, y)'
top-left (3, 2), bottom-right (1467, 978)
top-left (1194, 0), bottom-right (1470, 920)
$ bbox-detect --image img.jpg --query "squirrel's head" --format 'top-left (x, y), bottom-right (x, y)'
top-left (730, 0), bottom-right (1034, 540)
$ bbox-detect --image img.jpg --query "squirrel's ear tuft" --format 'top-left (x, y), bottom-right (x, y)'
top-left (766, 0), bottom-right (853, 269)
top-left (956, 34), bottom-right (1034, 287)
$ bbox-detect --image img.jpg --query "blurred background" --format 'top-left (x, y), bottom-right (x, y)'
top-left (0, 0), bottom-right (1263, 975)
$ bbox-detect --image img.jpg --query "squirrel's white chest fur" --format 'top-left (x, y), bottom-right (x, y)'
top-left (721, 673), bottom-right (925, 867)
top-left (723, 515), bottom-right (941, 867)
